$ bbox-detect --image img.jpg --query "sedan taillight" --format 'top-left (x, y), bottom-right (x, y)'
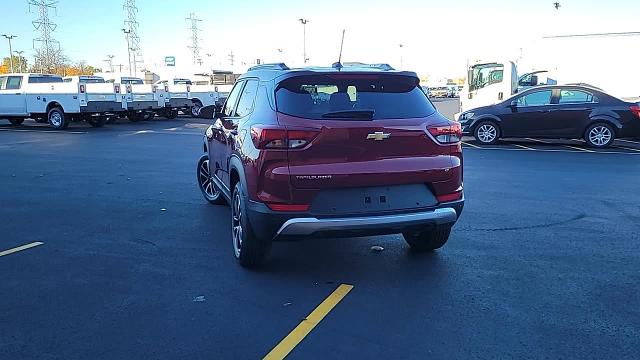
top-left (427, 122), bottom-right (462, 144)
top-left (630, 105), bottom-right (640, 119)
top-left (250, 126), bottom-right (318, 149)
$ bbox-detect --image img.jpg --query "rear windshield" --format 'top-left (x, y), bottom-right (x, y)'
top-left (275, 74), bottom-right (435, 120)
top-left (122, 78), bottom-right (144, 85)
top-left (80, 77), bottom-right (105, 84)
top-left (28, 75), bottom-right (63, 84)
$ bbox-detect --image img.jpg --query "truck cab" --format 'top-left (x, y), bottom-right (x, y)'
top-left (458, 61), bottom-right (517, 116)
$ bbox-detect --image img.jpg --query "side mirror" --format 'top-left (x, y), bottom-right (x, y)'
top-left (509, 100), bottom-right (518, 108)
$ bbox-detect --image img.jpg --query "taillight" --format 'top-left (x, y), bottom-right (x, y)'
top-left (164, 85), bottom-right (169, 92)
top-left (79, 84), bottom-right (86, 93)
top-left (187, 85), bottom-right (191, 92)
top-left (427, 122), bottom-right (462, 144)
top-left (266, 203), bottom-right (310, 212)
top-left (436, 187), bottom-right (463, 203)
top-left (114, 84), bottom-right (121, 93)
top-left (126, 85), bottom-right (132, 93)
top-left (630, 105), bottom-right (640, 119)
top-left (152, 85), bottom-right (157, 93)
top-left (250, 126), bottom-right (318, 149)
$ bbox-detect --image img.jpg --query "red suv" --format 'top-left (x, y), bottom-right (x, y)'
top-left (197, 63), bottom-right (464, 267)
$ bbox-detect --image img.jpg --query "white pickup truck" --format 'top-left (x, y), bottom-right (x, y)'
top-left (0, 73), bottom-right (124, 129)
top-left (154, 78), bottom-right (225, 118)
top-left (104, 76), bottom-right (163, 121)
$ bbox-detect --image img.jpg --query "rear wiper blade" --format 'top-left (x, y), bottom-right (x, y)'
top-left (321, 110), bottom-right (375, 119)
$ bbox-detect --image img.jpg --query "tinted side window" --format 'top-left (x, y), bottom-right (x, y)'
top-left (6, 76), bottom-right (23, 90)
top-left (559, 90), bottom-right (593, 104)
top-left (517, 90), bottom-right (552, 107)
top-left (235, 80), bottom-right (259, 118)
top-left (0, 76), bottom-right (7, 90)
top-left (28, 76), bottom-right (63, 83)
top-left (223, 81), bottom-right (245, 117)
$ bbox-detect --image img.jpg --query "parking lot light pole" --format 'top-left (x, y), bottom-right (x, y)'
top-left (2, 34), bottom-right (17, 73)
top-left (121, 29), bottom-right (132, 76)
top-left (399, 43), bottom-right (404, 69)
top-left (299, 18), bottom-right (309, 64)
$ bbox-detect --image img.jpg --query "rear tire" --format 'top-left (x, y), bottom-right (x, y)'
top-left (9, 118), bottom-right (24, 126)
top-left (127, 111), bottom-right (143, 122)
top-left (232, 182), bottom-right (271, 267)
top-left (474, 121), bottom-right (500, 145)
top-left (48, 107), bottom-right (69, 129)
top-left (87, 115), bottom-right (107, 128)
top-left (191, 101), bottom-right (203, 118)
top-left (403, 227), bottom-right (451, 252)
top-left (142, 111), bottom-right (155, 121)
top-left (584, 123), bottom-right (615, 148)
top-left (165, 109), bottom-right (179, 119)
top-left (197, 154), bottom-right (226, 205)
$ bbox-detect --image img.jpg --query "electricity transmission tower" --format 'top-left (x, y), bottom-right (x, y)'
top-left (29, 0), bottom-right (61, 73)
top-left (186, 13), bottom-right (202, 65)
top-left (123, 0), bottom-right (143, 74)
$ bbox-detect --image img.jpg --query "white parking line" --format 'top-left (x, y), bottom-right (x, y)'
top-left (617, 139), bottom-right (640, 145)
top-left (562, 144), bottom-right (595, 153)
top-left (0, 128), bottom-right (87, 134)
top-left (462, 146), bottom-right (640, 155)
top-left (510, 143), bottom-right (536, 150)
top-left (461, 141), bottom-right (481, 149)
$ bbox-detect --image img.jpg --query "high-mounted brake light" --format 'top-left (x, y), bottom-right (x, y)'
top-left (250, 126), bottom-right (318, 149)
top-left (79, 84), bottom-right (86, 93)
top-left (630, 105), bottom-right (640, 119)
top-left (427, 122), bottom-right (462, 144)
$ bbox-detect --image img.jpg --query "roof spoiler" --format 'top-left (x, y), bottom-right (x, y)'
top-left (248, 63), bottom-right (290, 71)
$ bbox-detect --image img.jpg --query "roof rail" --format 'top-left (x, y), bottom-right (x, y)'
top-left (247, 63), bottom-right (290, 71)
top-left (342, 62), bottom-right (395, 71)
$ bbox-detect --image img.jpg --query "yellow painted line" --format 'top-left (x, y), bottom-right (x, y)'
top-left (511, 143), bottom-right (535, 150)
top-left (264, 284), bottom-right (354, 360)
top-left (0, 242), bottom-right (43, 257)
top-left (562, 145), bottom-right (595, 153)
top-left (461, 141), bottom-right (481, 149)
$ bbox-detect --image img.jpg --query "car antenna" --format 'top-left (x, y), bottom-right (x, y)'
top-left (332, 29), bottom-right (346, 70)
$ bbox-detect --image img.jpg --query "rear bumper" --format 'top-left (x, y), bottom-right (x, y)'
top-left (247, 196), bottom-right (464, 241)
top-left (127, 101), bottom-right (157, 111)
top-left (277, 207), bottom-right (457, 236)
top-left (167, 98), bottom-right (192, 109)
top-left (81, 101), bottom-right (124, 113)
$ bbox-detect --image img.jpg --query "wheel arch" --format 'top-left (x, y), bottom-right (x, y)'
top-left (585, 116), bottom-right (621, 136)
top-left (228, 155), bottom-right (246, 198)
top-left (470, 115), bottom-right (502, 133)
top-left (46, 101), bottom-right (63, 113)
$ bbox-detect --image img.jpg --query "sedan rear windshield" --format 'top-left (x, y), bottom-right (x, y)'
top-left (275, 74), bottom-right (435, 120)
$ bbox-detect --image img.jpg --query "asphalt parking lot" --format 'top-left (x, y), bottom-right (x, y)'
top-left (1, 100), bottom-right (639, 359)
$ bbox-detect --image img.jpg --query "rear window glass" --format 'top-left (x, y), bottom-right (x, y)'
top-left (28, 75), bottom-right (63, 84)
top-left (80, 77), bottom-right (105, 84)
top-left (122, 78), bottom-right (144, 85)
top-left (275, 74), bottom-right (435, 120)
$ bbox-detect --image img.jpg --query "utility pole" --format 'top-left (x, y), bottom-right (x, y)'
top-left (104, 54), bottom-right (115, 72)
top-left (186, 13), bottom-right (203, 65)
top-left (123, 0), bottom-right (143, 73)
top-left (228, 50), bottom-right (235, 66)
top-left (2, 35), bottom-right (16, 72)
top-left (122, 28), bottom-right (132, 76)
top-left (115, 64), bottom-right (124, 72)
top-left (299, 18), bottom-right (309, 64)
top-left (29, 0), bottom-right (60, 74)
top-left (15, 50), bottom-right (25, 72)
top-left (399, 44), bottom-right (404, 69)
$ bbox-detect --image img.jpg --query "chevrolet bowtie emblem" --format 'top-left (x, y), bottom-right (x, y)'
top-left (366, 132), bottom-right (391, 141)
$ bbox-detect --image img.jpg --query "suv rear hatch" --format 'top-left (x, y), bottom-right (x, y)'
top-left (272, 73), bottom-right (462, 213)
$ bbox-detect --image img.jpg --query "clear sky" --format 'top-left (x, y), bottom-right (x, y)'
top-left (2, 0), bottom-right (639, 79)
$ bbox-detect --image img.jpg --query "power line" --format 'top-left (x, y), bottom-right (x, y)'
top-left (543, 31), bottom-right (640, 39)
top-left (28, 0), bottom-right (61, 73)
top-left (123, 0), bottom-right (143, 74)
top-left (186, 12), bottom-right (202, 65)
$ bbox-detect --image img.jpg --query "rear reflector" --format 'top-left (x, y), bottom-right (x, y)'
top-left (428, 122), bottom-right (462, 144)
top-left (266, 203), bottom-right (310, 212)
top-left (436, 191), bottom-right (462, 203)
top-left (630, 105), bottom-right (640, 119)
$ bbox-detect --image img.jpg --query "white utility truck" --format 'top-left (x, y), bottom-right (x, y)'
top-left (154, 78), bottom-right (223, 118)
top-left (103, 75), bottom-right (162, 121)
top-left (0, 73), bottom-right (123, 128)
